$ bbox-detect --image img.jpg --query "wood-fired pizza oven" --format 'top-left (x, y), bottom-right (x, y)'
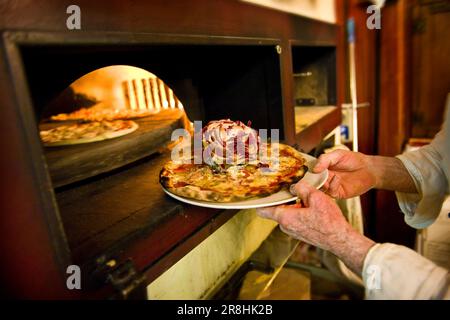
top-left (0, 0), bottom-right (341, 299)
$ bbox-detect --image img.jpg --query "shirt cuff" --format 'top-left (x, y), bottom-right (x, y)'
top-left (362, 243), bottom-right (449, 299)
top-left (395, 154), bottom-right (446, 229)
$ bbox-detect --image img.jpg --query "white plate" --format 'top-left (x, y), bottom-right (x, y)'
top-left (162, 152), bottom-right (328, 209)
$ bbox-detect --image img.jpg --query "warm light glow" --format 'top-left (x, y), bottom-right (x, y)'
top-left (158, 78), bottom-right (168, 109)
top-left (143, 78), bottom-right (154, 110)
top-left (151, 77), bottom-right (161, 111)
top-left (168, 89), bottom-right (176, 109)
top-left (134, 79), bottom-right (146, 111)
top-left (63, 65), bottom-right (187, 115)
top-left (127, 80), bottom-right (136, 110)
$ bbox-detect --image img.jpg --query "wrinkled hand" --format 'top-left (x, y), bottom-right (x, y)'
top-left (256, 181), bottom-right (375, 274)
top-left (257, 182), bottom-right (353, 252)
top-left (314, 150), bottom-right (376, 199)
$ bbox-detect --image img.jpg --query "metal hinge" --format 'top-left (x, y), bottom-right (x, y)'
top-left (95, 257), bottom-right (148, 299)
top-left (275, 45), bottom-right (282, 55)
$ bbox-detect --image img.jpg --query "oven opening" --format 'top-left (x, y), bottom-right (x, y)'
top-left (19, 43), bottom-right (284, 269)
top-left (42, 65), bottom-right (186, 122)
top-left (37, 64), bottom-right (190, 188)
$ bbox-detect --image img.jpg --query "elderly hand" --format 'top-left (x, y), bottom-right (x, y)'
top-left (314, 149), bottom-right (377, 199)
top-left (256, 181), bottom-right (376, 274)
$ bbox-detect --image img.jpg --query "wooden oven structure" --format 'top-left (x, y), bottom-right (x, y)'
top-left (0, 0), bottom-right (343, 298)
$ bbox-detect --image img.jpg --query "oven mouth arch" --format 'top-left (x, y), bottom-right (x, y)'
top-left (42, 65), bottom-right (185, 121)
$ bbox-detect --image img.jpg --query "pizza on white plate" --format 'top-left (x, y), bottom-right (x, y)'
top-left (160, 119), bottom-right (307, 202)
top-left (40, 120), bottom-right (138, 147)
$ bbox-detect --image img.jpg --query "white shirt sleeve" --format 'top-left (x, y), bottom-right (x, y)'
top-left (362, 96), bottom-right (450, 299)
top-left (395, 95), bottom-right (450, 229)
top-left (363, 243), bottom-right (449, 300)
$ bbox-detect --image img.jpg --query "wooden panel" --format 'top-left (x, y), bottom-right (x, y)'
top-left (56, 150), bottom-right (240, 297)
top-left (376, 0), bottom-right (415, 247)
top-left (280, 39), bottom-right (297, 146)
top-left (295, 106), bottom-right (337, 134)
top-left (56, 151), bottom-right (228, 264)
top-left (335, 0), bottom-right (348, 113)
top-left (86, 207), bottom-right (238, 299)
top-left (0, 45), bottom-right (75, 299)
top-left (378, 0), bottom-right (412, 157)
top-left (411, 0), bottom-right (450, 137)
top-left (294, 107), bottom-right (341, 153)
top-left (0, 0), bottom-right (337, 42)
top-left (349, 0), bottom-right (377, 156)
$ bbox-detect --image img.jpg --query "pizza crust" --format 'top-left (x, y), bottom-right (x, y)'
top-left (41, 121), bottom-right (138, 147)
top-left (50, 108), bottom-right (155, 122)
top-left (160, 143), bottom-right (308, 203)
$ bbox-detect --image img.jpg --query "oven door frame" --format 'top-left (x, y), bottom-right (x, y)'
top-left (1, 30), bottom-right (284, 297)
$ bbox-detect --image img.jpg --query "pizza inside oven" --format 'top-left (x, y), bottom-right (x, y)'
top-left (40, 120), bottom-right (138, 146)
top-left (50, 107), bottom-right (155, 122)
top-left (160, 119), bottom-right (308, 202)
